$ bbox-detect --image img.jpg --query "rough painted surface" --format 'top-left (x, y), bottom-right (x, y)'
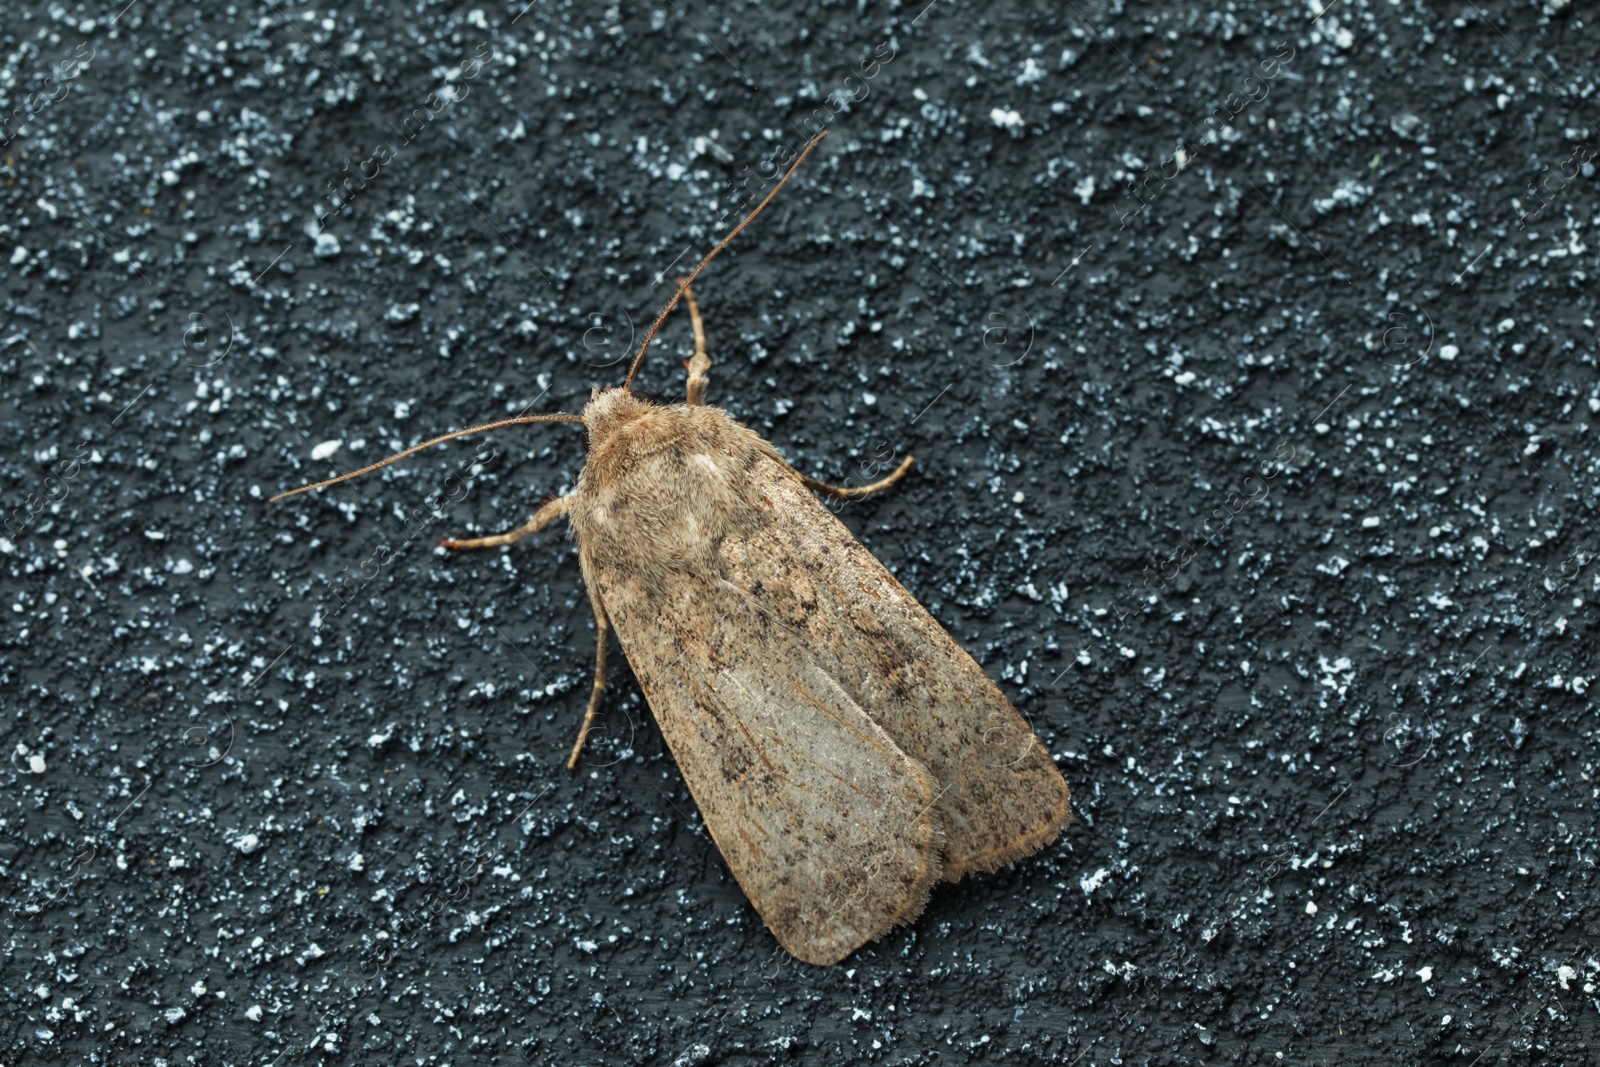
top-left (1, 0), bottom-right (1597, 1063)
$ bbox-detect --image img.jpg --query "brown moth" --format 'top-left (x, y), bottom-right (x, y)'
top-left (274, 133), bottom-right (1071, 965)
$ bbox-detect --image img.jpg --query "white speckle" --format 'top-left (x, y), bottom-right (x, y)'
top-left (1016, 57), bottom-right (1046, 85)
top-left (348, 853), bottom-right (364, 872)
top-left (1362, 516), bottom-right (1381, 528)
top-left (1305, 900), bottom-right (1318, 915)
top-left (234, 833), bottom-right (261, 854)
top-left (1074, 175), bottom-right (1095, 204)
top-left (575, 939), bottom-right (598, 953)
top-left (246, 1004), bottom-right (264, 1022)
top-left (1557, 964), bottom-right (1578, 989)
top-left (1012, 490), bottom-right (1025, 504)
top-left (1416, 966), bottom-right (1433, 982)
top-left (28, 754), bottom-right (46, 774)
top-left (10, 246), bottom-right (28, 264)
top-left (367, 730), bottom-right (391, 747)
top-left (1496, 318), bottom-right (1515, 334)
top-left (1228, 795), bottom-right (1242, 805)
top-left (990, 107), bottom-right (1023, 128)
top-left (192, 981), bottom-right (207, 997)
top-left (1079, 867), bottom-right (1111, 895)
top-left (144, 530), bottom-right (167, 541)
top-left (164, 1007), bottom-right (187, 1024)
top-left (162, 170), bottom-right (181, 186)
top-left (1440, 344), bottom-right (1459, 361)
top-left (862, 391), bottom-right (876, 406)
top-left (1313, 180), bottom-right (1372, 214)
top-left (311, 440), bottom-right (342, 461)
top-left (171, 558), bottom-right (194, 575)
top-left (168, 855), bottom-right (186, 869)
top-left (314, 232), bottom-right (341, 257)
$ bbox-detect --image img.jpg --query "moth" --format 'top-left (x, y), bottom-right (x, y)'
top-left (275, 133), bottom-right (1071, 965)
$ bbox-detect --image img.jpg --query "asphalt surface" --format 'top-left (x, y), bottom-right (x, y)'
top-left (2, 0), bottom-right (1598, 1063)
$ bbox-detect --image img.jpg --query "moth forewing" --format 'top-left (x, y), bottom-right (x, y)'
top-left (570, 391), bottom-right (945, 965)
top-left (734, 464), bottom-right (1073, 880)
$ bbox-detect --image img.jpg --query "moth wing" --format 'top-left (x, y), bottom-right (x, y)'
top-left (592, 566), bottom-right (945, 966)
top-left (721, 455), bottom-right (1072, 880)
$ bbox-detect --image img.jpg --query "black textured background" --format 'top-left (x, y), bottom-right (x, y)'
top-left (2, 0), bottom-right (1597, 1063)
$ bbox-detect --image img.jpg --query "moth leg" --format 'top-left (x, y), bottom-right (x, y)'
top-left (799, 455), bottom-right (915, 500)
top-left (439, 495), bottom-right (571, 550)
top-left (681, 278), bottom-right (711, 406)
top-left (566, 583), bottom-right (610, 771)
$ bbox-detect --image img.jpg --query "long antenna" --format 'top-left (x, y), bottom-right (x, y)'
top-left (622, 130), bottom-right (828, 393)
top-left (270, 413), bottom-right (584, 501)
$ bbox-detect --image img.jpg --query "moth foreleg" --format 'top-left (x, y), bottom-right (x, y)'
top-left (799, 455), bottom-right (915, 500)
top-left (565, 583), bottom-right (611, 771)
top-left (439, 494), bottom-right (571, 550)
top-left (680, 278), bottom-right (711, 406)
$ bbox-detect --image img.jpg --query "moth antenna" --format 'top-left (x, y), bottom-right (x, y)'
top-left (270, 413), bottom-right (584, 502)
top-left (622, 130), bottom-right (828, 393)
